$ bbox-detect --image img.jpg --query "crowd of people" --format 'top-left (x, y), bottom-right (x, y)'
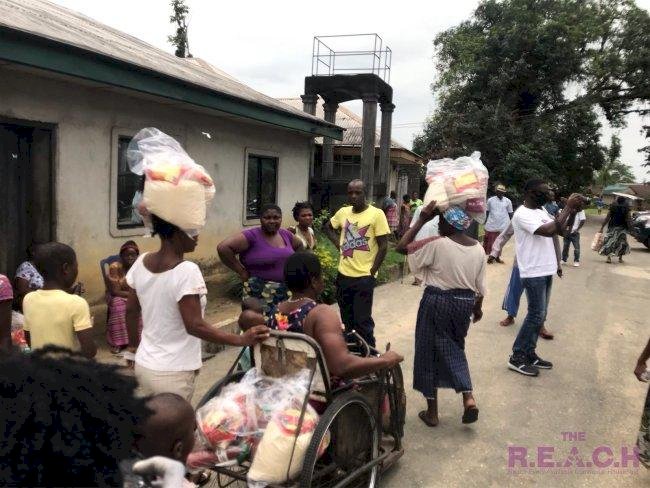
top-left (0, 174), bottom-right (648, 485)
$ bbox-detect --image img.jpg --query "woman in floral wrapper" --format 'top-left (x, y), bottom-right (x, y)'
top-left (238, 252), bottom-right (403, 379)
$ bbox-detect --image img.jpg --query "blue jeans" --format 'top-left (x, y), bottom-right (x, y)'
top-left (502, 265), bottom-right (523, 317)
top-left (562, 232), bottom-right (581, 262)
top-left (512, 275), bottom-right (553, 356)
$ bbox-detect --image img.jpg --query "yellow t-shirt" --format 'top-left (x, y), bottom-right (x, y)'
top-left (23, 289), bottom-right (92, 351)
top-left (330, 205), bottom-right (391, 277)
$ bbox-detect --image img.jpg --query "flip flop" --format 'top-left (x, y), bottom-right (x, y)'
top-left (418, 410), bottom-right (438, 427)
top-left (462, 406), bottom-right (479, 424)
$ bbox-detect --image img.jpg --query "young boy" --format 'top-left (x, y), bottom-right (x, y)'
top-left (23, 242), bottom-right (96, 358)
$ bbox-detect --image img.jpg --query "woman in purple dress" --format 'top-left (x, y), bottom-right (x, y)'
top-left (217, 204), bottom-right (304, 316)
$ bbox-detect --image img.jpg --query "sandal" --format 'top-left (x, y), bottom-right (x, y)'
top-left (462, 406), bottom-right (479, 424)
top-left (418, 410), bottom-right (438, 427)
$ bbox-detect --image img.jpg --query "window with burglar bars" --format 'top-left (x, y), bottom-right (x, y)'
top-left (116, 136), bottom-right (144, 229)
top-left (246, 154), bottom-right (278, 220)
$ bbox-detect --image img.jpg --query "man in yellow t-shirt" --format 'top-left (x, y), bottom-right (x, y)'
top-left (324, 179), bottom-right (390, 347)
top-left (23, 242), bottom-right (97, 358)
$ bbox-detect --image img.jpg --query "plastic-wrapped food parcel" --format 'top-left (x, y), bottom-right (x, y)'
top-left (190, 369), bottom-right (329, 487)
top-left (127, 128), bottom-right (215, 233)
top-left (423, 151), bottom-right (489, 223)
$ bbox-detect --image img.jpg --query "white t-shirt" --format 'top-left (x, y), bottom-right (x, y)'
top-left (126, 254), bottom-right (207, 372)
top-left (410, 205), bottom-right (440, 240)
top-left (485, 196), bottom-right (514, 232)
top-left (512, 206), bottom-right (557, 278)
top-left (570, 210), bottom-right (586, 233)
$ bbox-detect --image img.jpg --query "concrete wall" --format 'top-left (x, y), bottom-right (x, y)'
top-left (0, 67), bottom-right (313, 301)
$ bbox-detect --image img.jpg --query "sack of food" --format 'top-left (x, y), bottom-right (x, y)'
top-left (127, 128), bottom-right (215, 232)
top-left (247, 369), bottom-right (329, 487)
top-left (194, 373), bottom-right (262, 468)
top-left (591, 232), bottom-right (604, 252)
top-left (423, 151), bottom-right (489, 223)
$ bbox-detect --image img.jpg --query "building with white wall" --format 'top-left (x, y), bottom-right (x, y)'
top-left (0, 0), bottom-right (342, 300)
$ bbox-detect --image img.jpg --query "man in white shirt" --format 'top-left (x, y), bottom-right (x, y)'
top-left (562, 210), bottom-right (586, 267)
top-left (483, 184), bottom-right (513, 257)
top-left (508, 179), bottom-right (582, 377)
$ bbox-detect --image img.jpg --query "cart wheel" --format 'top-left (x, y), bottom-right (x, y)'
top-left (299, 392), bottom-right (379, 488)
top-left (196, 371), bottom-right (246, 409)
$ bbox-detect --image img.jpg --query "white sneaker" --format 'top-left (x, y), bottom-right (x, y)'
top-left (573, 262), bottom-right (580, 267)
top-left (561, 260), bottom-right (567, 266)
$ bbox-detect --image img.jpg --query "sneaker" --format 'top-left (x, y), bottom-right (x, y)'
top-left (529, 353), bottom-right (553, 369)
top-left (561, 260), bottom-right (568, 266)
top-left (508, 355), bottom-right (540, 376)
top-left (573, 262), bottom-right (580, 267)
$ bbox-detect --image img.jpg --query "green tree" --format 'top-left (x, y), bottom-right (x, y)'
top-left (168, 0), bottom-right (192, 58)
top-left (594, 135), bottom-right (637, 186)
top-left (414, 0), bottom-right (650, 194)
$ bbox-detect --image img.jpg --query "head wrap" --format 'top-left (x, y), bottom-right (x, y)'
top-left (120, 241), bottom-right (139, 256)
top-left (443, 206), bottom-right (472, 231)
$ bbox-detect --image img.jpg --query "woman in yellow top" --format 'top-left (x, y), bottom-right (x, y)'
top-left (106, 241), bottom-right (140, 354)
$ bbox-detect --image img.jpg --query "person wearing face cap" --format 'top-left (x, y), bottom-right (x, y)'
top-left (507, 179), bottom-right (583, 377)
top-left (397, 202), bottom-right (486, 427)
top-left (483, 184), bottom-right (513, 256)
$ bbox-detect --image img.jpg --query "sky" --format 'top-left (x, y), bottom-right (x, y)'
top-left (51, 0), bottom-right (649, 181)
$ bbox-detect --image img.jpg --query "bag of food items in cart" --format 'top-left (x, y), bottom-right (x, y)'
top-left (248, 369), bottom-right (329, 487)
top-left (190, 368), bottom-right (329, 480)
top-left (127, 127), bottom-right (215, 233)
top-left (423, 151), bottom-right (489, 223)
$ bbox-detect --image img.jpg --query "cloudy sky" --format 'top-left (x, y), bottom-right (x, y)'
top-left (52, 0), bottom-right (649, 180)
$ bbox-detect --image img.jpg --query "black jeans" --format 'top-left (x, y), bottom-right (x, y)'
top-left (336, 273), bottom-right (377, 347)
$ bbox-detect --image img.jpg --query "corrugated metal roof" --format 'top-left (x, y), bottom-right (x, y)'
top-left (279, 97), bottom-right (409, 150)
top-left (0, 0), bottom-right (336, 130)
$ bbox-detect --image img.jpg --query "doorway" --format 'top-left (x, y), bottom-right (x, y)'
top-left (0, 121), bottom-right (54, 277)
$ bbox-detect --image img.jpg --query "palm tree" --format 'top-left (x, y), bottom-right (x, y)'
top-left (594, 135), bottom-right (636, 187)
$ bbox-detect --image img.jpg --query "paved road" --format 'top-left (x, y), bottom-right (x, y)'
top-left (195, 218), bottom-right (650, 487)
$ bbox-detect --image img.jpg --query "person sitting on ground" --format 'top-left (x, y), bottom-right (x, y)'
top-left (23, 242), bottom-right (97, 358)
top-left (288, 201), bottom-right (317, 250)
top-left (13, 243), bottom-right (45, 310)
top-left (239, 252), bottom-right (403, 380)
top-left (0, 347), bottom-right (150, 487)
top-left (397, 202), bottom-right (485, 427)
top-left (0, 274), bottom-right (12, 351)
top-left (107, 241), bottom-right (141, 354)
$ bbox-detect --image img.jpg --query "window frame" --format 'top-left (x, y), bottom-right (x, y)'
top-left (243, 148), bottom-right (280, 225)
top-left (109, 127), bottom-right (185, 237)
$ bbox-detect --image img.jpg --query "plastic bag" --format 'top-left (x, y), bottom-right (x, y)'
top-left (591, 232), bottom-right (604, 252)
top-left (423, 151), bottom-right (489, 223)
top-left (192, 368), bottom-right (327, 481)
top-left (127, 128), bottom-right (215, 232)
top-left (247, 369), bottom-right (328, 487)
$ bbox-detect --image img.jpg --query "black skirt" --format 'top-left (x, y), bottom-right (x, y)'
top-left (413, 286), bottom-right (476, 396)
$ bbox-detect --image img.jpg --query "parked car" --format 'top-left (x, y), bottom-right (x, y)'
top-left (631, 211), bottom-right (650, 249)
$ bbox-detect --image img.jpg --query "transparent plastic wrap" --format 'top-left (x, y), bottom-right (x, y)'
top-left (190, 369), bottom-right (328, 481)
top-left (127, 128), bottom-right (215, 232)
top-left (423, 151), bottom-right (489, 223)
